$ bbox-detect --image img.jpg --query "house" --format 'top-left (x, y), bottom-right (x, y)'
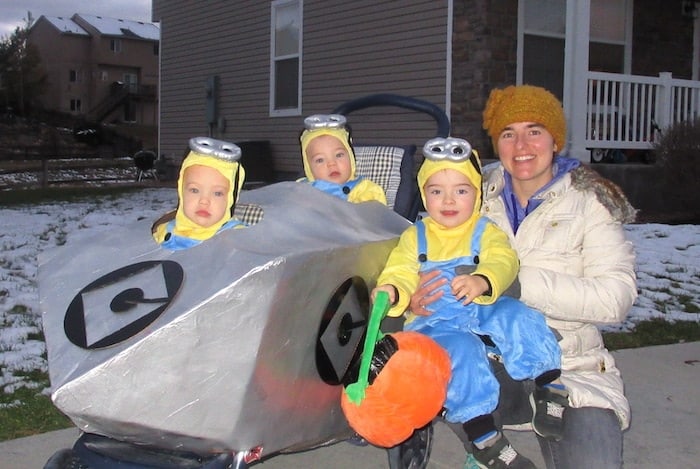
top-left (27, 13), bottom-right (159, 129)
top-left (151, 0), bottom-right (700, 182)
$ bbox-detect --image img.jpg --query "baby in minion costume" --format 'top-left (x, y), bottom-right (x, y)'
top-left (372, 137), bottom-right (567, 468)
top-left (298, 114), bottom-right (387, 205)
top-left (152, 137), bottom-right (247, 250)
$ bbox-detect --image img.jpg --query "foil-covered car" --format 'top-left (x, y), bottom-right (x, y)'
top-left (41, 94), bottom-right (451, 469)
top-left (40, 181), bottom-right (412, 466)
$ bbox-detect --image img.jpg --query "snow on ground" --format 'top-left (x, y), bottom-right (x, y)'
top-left (0, 187), bottom-right (698, 394)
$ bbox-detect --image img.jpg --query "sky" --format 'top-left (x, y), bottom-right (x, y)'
top-left (0, 0), bottom-right (153, 38)
top-left (0, 181), bottom-right (698, 396)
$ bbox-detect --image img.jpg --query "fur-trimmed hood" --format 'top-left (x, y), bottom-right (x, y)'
top-left (570, 165), bottom-right (637, 224)
top-left (482, 162), bottom-right (637, 224)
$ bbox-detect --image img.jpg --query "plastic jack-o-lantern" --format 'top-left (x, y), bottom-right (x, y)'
top-left (341, 293), bottom-right (451, 448)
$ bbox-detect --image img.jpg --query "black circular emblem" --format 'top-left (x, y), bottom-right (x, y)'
top-left (64, 261), bottom-right (184, 349)
top-left (315, 277), bottom-right (370, 385)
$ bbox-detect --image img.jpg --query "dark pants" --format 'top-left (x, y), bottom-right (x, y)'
top-left (448, 360), bottom-right (624, 469)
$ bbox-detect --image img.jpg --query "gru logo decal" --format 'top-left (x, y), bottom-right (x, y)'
top-left (315, 277), bottom-right (369, 385)
top-left (64, 261), bottom-right (184, 349)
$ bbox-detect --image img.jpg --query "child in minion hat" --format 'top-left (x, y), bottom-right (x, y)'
top-left (298, 114), bottom-right (386, 205)
top-left (152, 137), bottom-right (247, 250)
top-left (372, 137), bottom-right (568, 469)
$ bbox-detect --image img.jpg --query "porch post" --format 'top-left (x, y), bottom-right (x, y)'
top-left (563, 0), bottom-right (591, 162)
top-left (656, 72), bottom-right (673, 129)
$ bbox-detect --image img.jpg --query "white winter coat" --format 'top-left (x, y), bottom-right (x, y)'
top-left (481, 163), bottom-right (638, 429)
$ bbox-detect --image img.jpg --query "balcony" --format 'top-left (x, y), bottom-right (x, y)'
top-left (581, 71), bottom-right (700, 162)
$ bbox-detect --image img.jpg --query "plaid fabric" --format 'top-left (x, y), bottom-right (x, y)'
top-left (234, 203), bottom-right (264, 225)
top-left (353, 145), bottom-right (406, 209)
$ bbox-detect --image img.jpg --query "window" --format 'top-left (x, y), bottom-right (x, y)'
top-left (153, 42), bottom-right (159, 56)
top-left (69, 70), bottom-right (78, 82)
top-left (123, 72), bottom-right (138, 93)
top-left (589, 0), bottom-right (628, 73)
top-left (270, 0), bottom-right (302, 116)
top-left (521, 0), bottom-right (566, 99)
top-left (110, 38), bottom-right (122, 53)
top-left (520, 0), bottom-right (630, 100)
top-left (70, 99), bottom-right (82, 112)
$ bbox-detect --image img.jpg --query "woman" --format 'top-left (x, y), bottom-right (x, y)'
top-left (411, 85), bottom-right (637, 469)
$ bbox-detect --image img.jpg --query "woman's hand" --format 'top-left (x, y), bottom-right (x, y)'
top-left (409, 270), bottom-right (445, 316)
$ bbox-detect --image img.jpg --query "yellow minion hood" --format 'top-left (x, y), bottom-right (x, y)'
top-left (299, 114), bottom-right (356, 181)
top-left (172, 137), bottom-right (246, 240)
top-left (417, 137), bottom-right (483, 216)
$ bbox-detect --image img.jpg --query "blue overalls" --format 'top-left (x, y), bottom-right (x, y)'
top-left (160, 218), bottom-right (245, 251)
top-left (404, 217), bottom-right (561, 423)
top-left (308, 177), bottom-right (362, 201)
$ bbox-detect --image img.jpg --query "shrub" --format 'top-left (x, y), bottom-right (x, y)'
top-left (652, 119), bottom-right (700, 213)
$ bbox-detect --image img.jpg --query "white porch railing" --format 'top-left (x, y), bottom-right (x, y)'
top-left (585, 71), bottom-right (700, 152)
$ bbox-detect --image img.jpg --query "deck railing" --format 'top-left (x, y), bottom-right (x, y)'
top-left (585, 71), bottom-right (700, 151)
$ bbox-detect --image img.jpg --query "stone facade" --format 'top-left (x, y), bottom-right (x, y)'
top-left (451, 0), bottom-right (518, 159)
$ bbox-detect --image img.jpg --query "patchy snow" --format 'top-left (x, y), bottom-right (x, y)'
top-left (41, 16), bottom-right (89, 35)
top-left (0, 188), bottom-right (698, 394)
top-left (75, 13), bottom-right (160, 40)
top-left (39, 13), bottom-right (159, 40)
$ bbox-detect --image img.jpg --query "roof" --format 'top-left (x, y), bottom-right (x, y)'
top-left (40, 16), bottom-right (89, 35)
top-left (74, 13), bottom-right (159, 41)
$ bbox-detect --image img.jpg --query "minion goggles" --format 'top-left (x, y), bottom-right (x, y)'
top-left (189, 136), bottom-right (242, 162)
top-left (303, 114), bottom-right (348, 130)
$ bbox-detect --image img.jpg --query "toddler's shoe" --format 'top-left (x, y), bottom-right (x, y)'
top-left (469, 432), bottom-right (536, 469)
top-left (530, 384), bottom-right (569, 441)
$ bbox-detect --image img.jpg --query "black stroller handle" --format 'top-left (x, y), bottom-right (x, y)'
top-left (332, 94), bottom-right (450, 138)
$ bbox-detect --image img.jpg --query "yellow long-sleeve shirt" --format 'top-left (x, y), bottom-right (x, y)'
top-left (377, 216), bottom-right (519, 318)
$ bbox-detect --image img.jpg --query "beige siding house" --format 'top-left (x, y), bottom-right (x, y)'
top-left (152, 0), bottom-right (448, 178)
top-left (152, 0), bottom-right (700, 179)
top-left (28, 14), bottom-right (160, 126)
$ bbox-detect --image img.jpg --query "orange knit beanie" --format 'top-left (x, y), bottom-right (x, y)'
top-left (482, 85), bottom-right (567, 152)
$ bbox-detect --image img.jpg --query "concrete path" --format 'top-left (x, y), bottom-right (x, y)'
top-left (2, 342), bottom-right (698, 468)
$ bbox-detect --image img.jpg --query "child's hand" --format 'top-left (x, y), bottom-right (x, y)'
top-left (372, 285), bottom-right (397, 305)
top-left (451, 274), bottom-right (488, 305)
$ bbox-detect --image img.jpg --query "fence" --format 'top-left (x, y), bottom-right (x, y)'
top-left (585, 71), bottom-right (700, 151)
top-left (0, 157), bottom-right (138, 189)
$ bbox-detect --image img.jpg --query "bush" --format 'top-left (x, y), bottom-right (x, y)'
top-left (653, 119), bottom-right (700, 213)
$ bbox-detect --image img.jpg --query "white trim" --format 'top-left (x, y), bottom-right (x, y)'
top-left (694, 12), bottom-right (700, 81)
top-left (269, 0), bottom-right (303, 117)
top-left (445, 0), bottom-right (453, 116)
top-left (624, 0), bottom-right (633, 74)
top-left (564, 0), bottom-right (591, 161)
top-left (516, 0), bottom-right (524, 84)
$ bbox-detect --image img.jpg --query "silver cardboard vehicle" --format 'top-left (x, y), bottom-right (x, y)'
top-left (40, 181), bottom-right (410, 462)
top-left (41, 94), bottom-right (453, 469)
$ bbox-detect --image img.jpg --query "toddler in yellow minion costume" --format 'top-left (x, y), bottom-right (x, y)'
top-left (152, 137), bottom-right (247, 250)
top-left (298, 114), bottom-right (386, 204)
top-left (372, 137), bottom-right (567, 469)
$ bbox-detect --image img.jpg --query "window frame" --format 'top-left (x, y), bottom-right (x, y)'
top-left (517, 0), bottom-right (633, 97)
top-left (70, 98), bottom-right (82, 112)
top-left (110, 38), bottom-right (122, 53)
top-left (269, 0), bottom-right (303, 117)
